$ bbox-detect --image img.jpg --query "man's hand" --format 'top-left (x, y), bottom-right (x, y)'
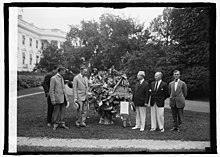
top-left (74, 99), bottom-right (78, 103)
top-left (144, 103), bottom-right (148, 107)
top-left (66, 101), bottom-right (69, 108)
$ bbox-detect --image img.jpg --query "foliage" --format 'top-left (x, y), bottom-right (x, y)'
top-left (36, 8), bottom-right (211, 98)
top-left (17, 74), bottom-right (44, 90)
top-left (35, 44), bottom-right (66, 72)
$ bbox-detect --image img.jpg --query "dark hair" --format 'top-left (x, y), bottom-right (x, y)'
top-left (173, 70), bottom-right (180, 74)
top-left (80, 65), bottom-right (87, 71)
top-left (52, 65), bottom-right (58, 70)
top-left (57, 66), bottom-right (65, 72)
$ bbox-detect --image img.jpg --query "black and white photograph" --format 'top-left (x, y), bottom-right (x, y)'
top-left (2, 1), bottom-right (218, 155)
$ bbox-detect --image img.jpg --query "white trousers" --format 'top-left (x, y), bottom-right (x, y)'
top-left (151, 103), bottom-right (164, 130)
top-left (135, 106), bottom-right (147, 130)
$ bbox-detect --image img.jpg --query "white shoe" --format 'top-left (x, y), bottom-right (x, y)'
top-left (150, 128), bottom-right (156, 132)
top-left (160, 129), bottom-right (165, 132)
top-left (132, 126), bottom-right (140, 130)
top-left (140, 128), bottom-right (144, 132)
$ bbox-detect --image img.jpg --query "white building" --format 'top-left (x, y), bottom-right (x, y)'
top-left (17, 14), bottom-right (66, 71)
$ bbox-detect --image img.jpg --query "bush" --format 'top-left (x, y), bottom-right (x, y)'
top-left (17, 74), bottom-right (45, 91)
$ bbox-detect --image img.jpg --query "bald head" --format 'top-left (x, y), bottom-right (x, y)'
top-left (154, 72), bottom-right (163, 81)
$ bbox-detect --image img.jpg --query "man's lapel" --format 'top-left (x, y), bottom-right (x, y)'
top-left (157, 81), bottom-right (163, 91)
top-left (172, 81), bottom-right (175, 93)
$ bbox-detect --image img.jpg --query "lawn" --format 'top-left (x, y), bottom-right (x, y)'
top-left (17, 89), bottom-right (210, 141)
top-left (17, 87), bottom-right (44, 96)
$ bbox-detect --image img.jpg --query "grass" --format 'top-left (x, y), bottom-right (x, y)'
top-left (17, 89), bottom-right (210, 141)
top-left (17, 87), bottom-right (44, 96)
top-left (17, 145), bottom-right (206, 153)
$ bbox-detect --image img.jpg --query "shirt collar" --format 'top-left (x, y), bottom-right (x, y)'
top-left (175, 79), bottom-right (180, 82)
top-left (57, 73), bottom-right (62, 78)
top-left (140, 79), bottom-right (144, 84)
top-left (157, 79), bottom-right (162, 84)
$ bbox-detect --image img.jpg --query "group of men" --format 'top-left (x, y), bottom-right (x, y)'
top-left (132, 70), bottom-right (187, 132)
top-left (42, 65), bottom-right (90, 130)
top-left (42, 65), bottom-right (187, 132)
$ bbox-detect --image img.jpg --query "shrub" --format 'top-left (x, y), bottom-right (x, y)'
top-left (17, 74), bottom-right (45, 91)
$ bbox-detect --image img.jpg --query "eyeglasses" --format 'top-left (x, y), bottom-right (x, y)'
top-left (174, 74), bottom-right (180, 76)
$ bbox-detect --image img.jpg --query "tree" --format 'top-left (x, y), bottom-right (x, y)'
top-left (149, 7), bottom-right (173, 46)
top-left (169, 7), bottom-right (210, 97)
top-left (36, 44), bottom-right (65, 72)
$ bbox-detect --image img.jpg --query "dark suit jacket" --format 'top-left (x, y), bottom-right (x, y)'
top-left (169, 80), bottom-right (187, 108)
top-left (150, 80), bottom-right (169, 107)
top-left (132, 80), bottom-right (150, 107)
top-left (42, 72), bottom-right (55, 94)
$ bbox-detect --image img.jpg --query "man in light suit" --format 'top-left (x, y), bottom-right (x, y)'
top-left (169, 70), bottom-right (187, 132)
top-left (42, 66), bottom-right (58, 127)
top-left (150, 72), bottom-right (169, 132)
top-left (49, 66), bottom-right (70, 131)
top-left (73, 66), bottom-right (90, 127)
top-left (131, 71), bottom-right (150, 132)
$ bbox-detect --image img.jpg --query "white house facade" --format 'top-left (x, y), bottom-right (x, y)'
top-left (17, 14), bottom-right (66, 71)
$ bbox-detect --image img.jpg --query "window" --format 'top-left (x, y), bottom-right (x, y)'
top-left (41, 43), bottom-right (44, 49)
top-left (30, 38), bottom-right (32, 47)
top-left (22, 35), bottom-right (25, 45)
top-left (36, 55), bottom-right (39, 64)
top-left (22, 52), bottom-right (25, 64)
top-left (36, 40), bottom-right (38, 48)
top-left (30, 54), bottom-right (32, 65)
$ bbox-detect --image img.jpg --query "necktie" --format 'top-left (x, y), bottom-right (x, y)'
top-left (154, 81), bottom-right (158, 91)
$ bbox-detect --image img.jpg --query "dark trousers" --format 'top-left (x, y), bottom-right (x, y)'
top-left (52, 103), bottom-right (66, 125)
top-left (171, 105), bottom-right (183, 128)
top-left (47, 96), bottom-right (54, 124)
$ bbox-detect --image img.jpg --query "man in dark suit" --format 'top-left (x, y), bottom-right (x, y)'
top-left (131, 71), bottom-right (150, 132)
top-left (169, 70), bottom-right (187, 132)
top-left (150, 72), bottom-right (169, 132)
top-left (50, 66), bottom-right (70, 131)
top-left (42, 66), bottom-right (58, 127)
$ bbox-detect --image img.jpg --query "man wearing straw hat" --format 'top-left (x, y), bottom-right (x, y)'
top-left (131, 71), bottom-right (150, 132)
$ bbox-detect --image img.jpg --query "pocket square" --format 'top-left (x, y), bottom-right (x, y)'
top-left (161, 88), bottom-right (164, 90)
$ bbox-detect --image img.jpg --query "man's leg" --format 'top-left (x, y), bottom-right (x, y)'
top-left (150, 104), bottom-right (157, 130)
top-left (52, 105), bottom-right (60, 130)
top-left (139, 107), bottom-right (147, 131)
top-left (177, 108), bottom-right (184, 128)
top-left (76, 101), bottom-right (83, 126)
top-left (60, 103), bottom-right (69, 129)
top-left (47, 96), bottom-right (54, 125)
top-left (135, 107), bottom-right (141, 128)
top-left (156, 105), bottom-right (164, 131)
top-left (171, 105), bottom-right (178, 129)
top-left (81, 101), bottom-right (88, 126)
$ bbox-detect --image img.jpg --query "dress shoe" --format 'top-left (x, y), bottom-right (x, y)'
top-left (132, 126), bottom-right (140, 130)
top-left (150, 128), bottom-right (156, 132)
top-left (170, 127), bottom-right (177, 131)
top-left (160, 128), bottom-right (165, 132)
top-left (80, 124), bottom-right (89, 127)
top-left (76, 122), bottom-right (80, 128)
top-left (53, 126), bottom-right (57, 131)
top-left (140, 128), bottom-right (145, 132)
top-left (61, 125), bottom-right (69, 129)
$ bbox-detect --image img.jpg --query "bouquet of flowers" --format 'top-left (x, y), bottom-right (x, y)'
top-left (88, 67), bottom-right (133, 125)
